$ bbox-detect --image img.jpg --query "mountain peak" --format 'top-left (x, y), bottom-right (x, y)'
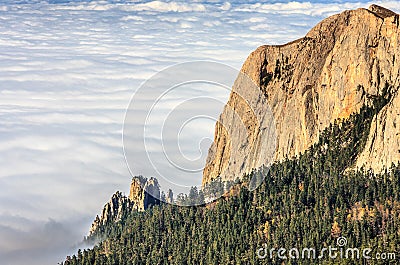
top-left (88, 177), bottom-right (161, 237)
top-left (203, 5), bottom-right (400, 184)
top-left (368, 4), bottom-right (397, 18)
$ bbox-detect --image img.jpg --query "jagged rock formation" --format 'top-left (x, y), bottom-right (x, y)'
top-left (89, 176), bottom-right (161, 236)
top-left (166, 189), bottom-right (174, 204)
top-left (203, 5), bottom-right (400, 184)
top-left (129, 176), bottom-right (160, 211)
top-left (89, 191), bottom-right (133, 236)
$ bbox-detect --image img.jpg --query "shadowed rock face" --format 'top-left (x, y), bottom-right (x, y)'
top-left (129, 176), bottom-right (160, 211)
top-left (203, 5), bottom-right (400, 184)
top-left (89, 177), bottom-right (160, 236)
top-left (89, 191), bottom-right (133, 236)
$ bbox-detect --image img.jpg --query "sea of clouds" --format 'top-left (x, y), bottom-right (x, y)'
top-left (0, 0), bottom-right (399, 264)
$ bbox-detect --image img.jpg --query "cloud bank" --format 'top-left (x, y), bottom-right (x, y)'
top-left (0, 0), bottom-right (399, 264)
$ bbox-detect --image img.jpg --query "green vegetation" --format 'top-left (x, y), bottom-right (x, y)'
top-left (62, 88), bottom-right (399, 265)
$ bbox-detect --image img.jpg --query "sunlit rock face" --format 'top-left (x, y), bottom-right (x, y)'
top-left (129, 176), bottom-right (160, 211)
top-left (89, 191), bottom-right (133, 236)
top-left (89, 176), bottom-right (160, 236)
top-left (203, 5), bottom-right (400, 184)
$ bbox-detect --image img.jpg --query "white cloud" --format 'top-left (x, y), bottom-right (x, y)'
top-left (120, 1), bottom-right (207, 12)
top-left (236, 1), bottom-right (400, 17)
top-left (47, 0), bottom-right (208, 13)
top-left (180, 21), bottom-right (192, 28)
top-left (220, 2), bottom-right (231, 11)
top-left (120, 15), bottom-right (144, 21)
top-left (1, 0), bottom-right (399, 264)
top-left (0, 217), bottom-right (91, 265)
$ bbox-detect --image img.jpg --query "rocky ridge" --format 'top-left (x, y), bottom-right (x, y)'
top-left (89, 176), bottom-right (160, 236)
top-left (128, 176), bottom-right (160, 211)
top-left (89, 191), bottom-right (133, 236)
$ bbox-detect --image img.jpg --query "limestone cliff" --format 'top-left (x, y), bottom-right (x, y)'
top-left (203, 5), bottom-right (400, 184)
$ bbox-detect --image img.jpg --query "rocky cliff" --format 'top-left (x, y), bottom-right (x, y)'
top-left (89, 191), bottom-right (133, 236)
top-left (203, 5), bottom-right (400, 184)
top-left (128, 176), bottom-right (160, 211)
top-left (89, 176), bottom-right (160, 236)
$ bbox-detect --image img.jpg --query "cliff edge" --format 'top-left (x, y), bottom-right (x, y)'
top-left (203, 5), bottom-right (400, 184)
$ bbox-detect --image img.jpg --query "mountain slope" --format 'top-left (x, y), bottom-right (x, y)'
top-left (62, 5), bottom-right (400, 265)
top-left (63, 102), bottom-right (400, 264)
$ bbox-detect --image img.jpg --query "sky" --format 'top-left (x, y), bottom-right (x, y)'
top-left (1, 0), bottom-right (400, 264)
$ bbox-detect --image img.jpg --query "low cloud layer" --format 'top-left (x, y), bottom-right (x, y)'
top-left (0, 0), bottom-right (399, 264)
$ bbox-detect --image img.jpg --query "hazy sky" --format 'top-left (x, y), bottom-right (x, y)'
top-left (1, 0), bottom-right (399, 264)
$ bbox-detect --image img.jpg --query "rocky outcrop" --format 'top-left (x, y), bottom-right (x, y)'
top-left (166, 189), bottom-right (174, 204)
top-left (89, 191), bottom-right (133, 236)
top-left (355, 88), bottom-right (400, 172)
top-left (129, 176), bottom-right (160, 211)
top-left (203, 5), bottom-right (400, 184)
top-left (89, 176), bottom-right (161, 236)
